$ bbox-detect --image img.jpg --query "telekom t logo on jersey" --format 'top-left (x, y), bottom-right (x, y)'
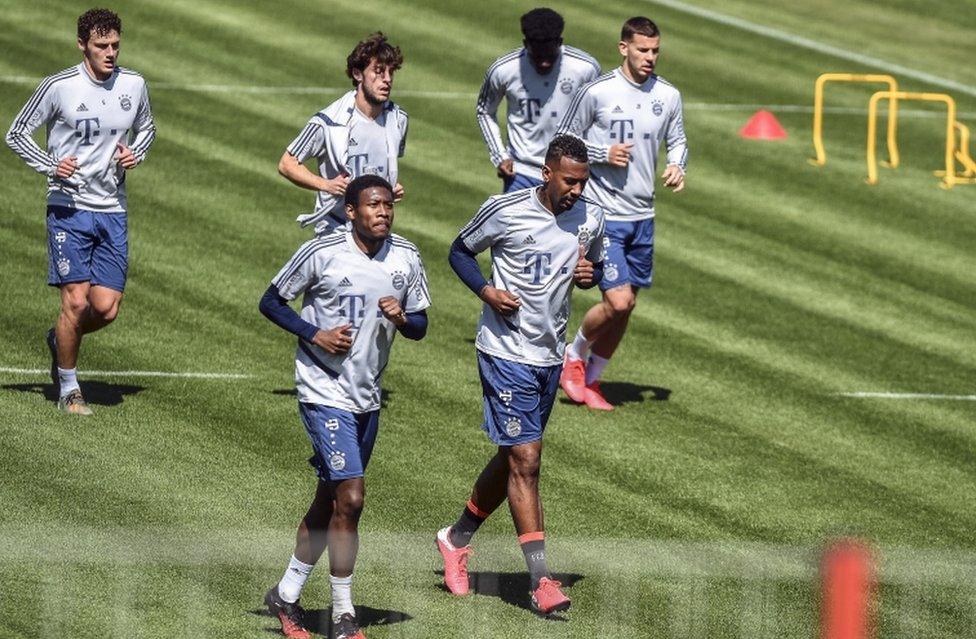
top-left (610, 119), bottom-right (635, 141)
top-left (74, 117), bottom-right (101, 146)
top-left (338, 294), bottom-right (367, 329)
top-left (523, 252), bottom-right (552, 284)
top-left (519, 98), bottom-right (543, 124)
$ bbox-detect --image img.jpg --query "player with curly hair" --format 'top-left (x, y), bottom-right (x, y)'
top-left (278, 33), bottom-right (409, 237)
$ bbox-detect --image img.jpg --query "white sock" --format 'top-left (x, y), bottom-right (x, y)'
top-left (57, 367), bottom-right (79, 397)
top-left (330, 574), bottom-right (354, 619)
top-left (585, 354), bottom-right (610, 385)
top-left (566, 328), bottom-right (591, 362)
top-left (277, 555), bottom-right (314, 604)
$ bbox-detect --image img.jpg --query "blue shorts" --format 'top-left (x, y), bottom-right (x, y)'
top-left (299, 402), bottom-right (380, 481)
top-left (477, 352), bottom-right (561, 446)
top-left (503, 172), bottom-right (543, 193)
top-left (599, 218), bottom-right (655, 291)
top-left (47, 206), bottom-right (128, 292)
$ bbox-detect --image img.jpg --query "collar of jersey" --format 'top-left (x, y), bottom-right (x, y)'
top-left (615, 66), bottom-right (656, 90)
top-left (78, 61), bottom-right (117, 87)
top-left (345, 227), bottom-right (390, 261)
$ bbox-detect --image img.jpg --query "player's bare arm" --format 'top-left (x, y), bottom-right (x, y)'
top-left (312, 323), bottom-right (354, 354)
top-left (278, 152), bottom-right (350, 195)
top-left (661, 163), bottom-right (685, 192)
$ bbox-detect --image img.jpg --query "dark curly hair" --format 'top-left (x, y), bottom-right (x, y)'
top-left (346, 33), bottom-right (403, 87)
top-left (520, 8), bottom-right (564, 42)
top-left (545, 134), bottom-right (588, 165)
top-left (345, 174), bottom-right (393, 207)
top-left (77, 8), bottom-right (121, 43)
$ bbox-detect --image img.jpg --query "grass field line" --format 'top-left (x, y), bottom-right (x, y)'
top-left (3, 527), bottom-right (975, 586)
top-left (0, 367), bottom-right (253, 379)
top-left (836, 392), bottom-right (976, 401)
top-left (0, 75), bottom-right (972, 120)
top-left (643, 0), bottom-right (976, 99)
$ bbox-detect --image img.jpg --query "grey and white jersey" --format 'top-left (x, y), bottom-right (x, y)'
top-left (271, 229), bottom-right (431, 413)
top-left (5, 63), bottom-right (155, 212)
top-left (287, 90), bottom-right (408, 234)
top-left (476, 46), bottom-right (600, 179)
top-left (459, 188), bottom-right (605, 367)
top-left (558, 68), bottom-right (688, 220)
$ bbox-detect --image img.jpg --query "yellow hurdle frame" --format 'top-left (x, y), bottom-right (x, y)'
top-left (865, 91), bottom-right (974, 188)
top-left (812, 73), bottom-right (899, 167)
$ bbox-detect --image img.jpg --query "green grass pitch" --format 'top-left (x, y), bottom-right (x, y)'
top-left (1, 1), bottom-right (975, 637)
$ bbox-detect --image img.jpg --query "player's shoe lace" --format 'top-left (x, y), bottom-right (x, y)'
top-left (436, 526), bottom-right (473, 595)
top-left (57, 389), bottom-right (93, 416)
top-left (531, 577), bottom-right (571, 614)
top-left (264, 586), bottom-right (311, 639)
top-left (331, 612), bottom-right (366, 639)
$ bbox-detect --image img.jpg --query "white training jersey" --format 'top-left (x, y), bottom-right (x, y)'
top-left (271, 228), bottom-right (431, 413)
top-left (558, 68), bottom-right (688, 220)
top-left (459, 187), bottom-right (605, 367)
top-left (287, 94), bottom-right (408, 233)
top-left (5, 63), bottom-right (156, 212)
top-left (476, 46), bottom-right (600, 179)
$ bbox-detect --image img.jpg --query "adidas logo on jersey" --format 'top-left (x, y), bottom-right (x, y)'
top-left (612, 105), bottom-right (623, 114)
top-left (348, 137), bottom-right (358, 147)
top-left (339, 277), bottom-right (353, 287)
top-left (76, 103), bottom-right (88, 112)
top-left (522, 235), bottom-right (536, 245)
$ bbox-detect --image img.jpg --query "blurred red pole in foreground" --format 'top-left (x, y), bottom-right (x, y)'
top-left (820, 539), bottom-right (876, 639)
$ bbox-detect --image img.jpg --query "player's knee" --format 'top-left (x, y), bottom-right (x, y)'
top-left (508, 446), bottom-right (541, 478)
top-left (606, 293), bottom-right (636, 318)
top-left (91, 300), bottom-right (120, 323)
top-left (61, 295), bottom-right (90, 321)
top-left (335, 487), bottom-right (365, 519)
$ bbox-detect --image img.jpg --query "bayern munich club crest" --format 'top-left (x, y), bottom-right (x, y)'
top-left (559, 78), bottom-right (574, 95)
top-left (329, 452), bottom-right (346, 471)
top-left (57, 259), bottom-right (71, 276)
top-left (605, 261), bottom-right (619, 282)
top-left (391, 271), bottom-right (406, 290)
top-left (577, 226), bottom-right (591, 246)
top-left (651, 99), bottom-right (664, 116)
top-left (119, 94), bottom-right (132, 111)
top-left (505, 416), bottom-right (522, 437)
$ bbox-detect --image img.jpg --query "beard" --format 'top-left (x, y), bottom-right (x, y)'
top-left (362, 84), bottom-right (387, 106)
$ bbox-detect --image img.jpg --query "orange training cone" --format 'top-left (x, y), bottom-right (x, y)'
top-left (739, 109), bottom-right (788, 140)
top-left (820, 539), bottom-right (876, 639)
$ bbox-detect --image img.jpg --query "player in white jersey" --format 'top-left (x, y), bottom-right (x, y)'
top-left (259, 176), bottom-right (430, 639)
top-left (436, 135), bottom-right (605, 615)
top-left (477, 7), bottom-right (600, 193)
top-left (556, 17), bottom-right (688, 410)
top-left (5, 8), bottom-right (155, 415)
top-left (278, 33), bottom-right (408, 237)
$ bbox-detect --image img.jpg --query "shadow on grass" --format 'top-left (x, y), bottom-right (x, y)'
top-left (252, 604), bottom-right (412, 634)
top-left (435, 569), bottom-right (583, 619)
top-left (558, 382), bottom-right (671, 407)
top-left (1, 381), bottom-right (145, 406)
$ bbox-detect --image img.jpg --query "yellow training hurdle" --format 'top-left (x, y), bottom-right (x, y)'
top-left (865, 91), bottom-right (976, 188)
top-left (812, 73), bottom-right (899, 167)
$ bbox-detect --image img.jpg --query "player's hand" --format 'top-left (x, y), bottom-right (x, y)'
top-left (55, 156), bottom-right (79, 179)
top-left (608, 143), bottom-right (633, 167)
top-left (573, 245), bottom-right (595, 287)
top-left (378, 296), bottom-right (407, 326)
top-left (323, 173), bottom-right (351, 196)
top-left (114, 143), bottom-right (138, 169)
top-left (496, 158), bottom-right (516, 179)
top-left (313, 324), bottom-right (354, 355)
top-left (480, 286), bottom-right (521, 316)
top-left (661, 164), bottom-right (685, 192)
top-left (393, 182), bottom-right (405, 202)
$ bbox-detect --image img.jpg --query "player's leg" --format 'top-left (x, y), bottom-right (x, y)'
top-left (583, 218), bottom-right (654, 409)
top-left (507, 364), bottom-right (570, 613)
top-left (83, 212), bottom-right (127, 333)
top-left (561, 221), bottom-right (632, 403)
